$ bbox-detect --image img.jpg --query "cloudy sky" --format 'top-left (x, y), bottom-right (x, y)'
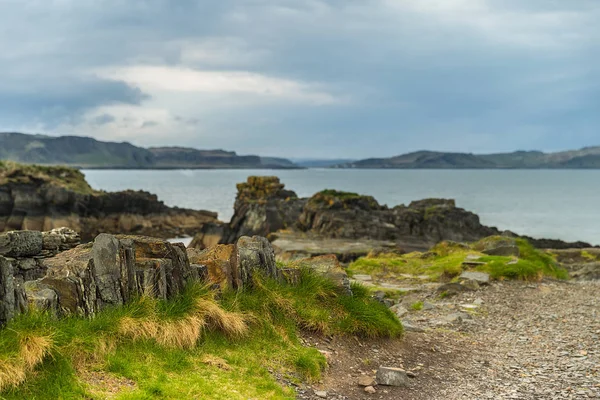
top-left (0, 1), bottom-right (598, 158)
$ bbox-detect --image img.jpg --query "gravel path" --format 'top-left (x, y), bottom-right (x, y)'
top-left (302, 280), bottom-right (600, 399)
top-left (432, 280), bottom-right (600, 399)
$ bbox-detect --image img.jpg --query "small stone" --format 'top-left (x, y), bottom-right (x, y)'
top-left (376, 367), bottom-right (409, 387)
top-left (406, 371), bottom-right (417, 378)
top-left (459, 271), bottom-right (490, 285)
top-left (314, 390), bottom-right (327, 398)
top-left (443, 312), bottom-right (472, 323)
top-left (402, 321), bottom-right (425, 332)
top-left (364, 386), bottom-right (377, 394)
top-left (390, 304), bottom-right (409, 318)
top-left (423, 301), bottom-right (435, 310)
top-left (473, 298), bottom-right (484, 305)
top-left (358, 375), bottom-right (376, 387)
top-left (460, 279), bottom-right (481, 291)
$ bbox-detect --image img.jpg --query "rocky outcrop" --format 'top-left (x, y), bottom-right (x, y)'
top-left (0, 228), bottom-right (80, 324)
top-left (0, 163), bottom-right (218, 241)
top-left (40, 235), bottom-right (196, 316)
top-left (549, 248), bottom-right (600, 281)
top-left (185, 236), bottom-right (278, 290)
top-left (218, 176), bottom-right (305, 245)
top-left (197, 176), bottom-right (593, 255)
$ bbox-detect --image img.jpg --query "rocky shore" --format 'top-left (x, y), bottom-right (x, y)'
top-left (1, 167), bottom-right (600, 399)
top-left (0, 162), bottom-right (218, 241)
top-left (190, 176), bottom-right (593, 261)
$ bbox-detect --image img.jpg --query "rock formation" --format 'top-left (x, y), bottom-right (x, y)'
top-left (0, 162), bottom-right (218, 241)
top-left (0, 228), bottom-right (80, 323)
top-left (549, 248), bottom-right (600, 281)
top-left (1, 228), bottom-right (348, 326)
top-left (190, 176), bottom-right (593, 259)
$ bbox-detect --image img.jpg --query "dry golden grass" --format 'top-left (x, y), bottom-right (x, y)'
top-left (118, 297), bottom-right (248, 349)
top-left (0, 334), bottom-right (54, 391)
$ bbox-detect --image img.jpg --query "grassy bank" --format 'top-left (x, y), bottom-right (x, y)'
top-left (0, 270), bottom-right (401, 399)
top-left (349, 237), bottom-right (568, 282)
top-left (0, 161), bottom-right (95, 194)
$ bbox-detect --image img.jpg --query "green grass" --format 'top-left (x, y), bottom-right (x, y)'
top-left (410, 301), bottom-right (424, 311)
top-left (348, 236), bottom-right (568, 283)
top-left (0, 270), bottom-right (401, 399)
top-left (0, 161), bottom-right (95, 194)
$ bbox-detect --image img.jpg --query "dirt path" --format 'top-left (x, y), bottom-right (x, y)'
top-left (299, 280), bottom-right (600, 399)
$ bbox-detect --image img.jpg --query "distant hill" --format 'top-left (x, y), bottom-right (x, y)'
top-left (293, 158), bottom-right (357, 168)
top-left (0, 132), bottom-right (298, 169)
top-left (335, 147), bottom-right (600, 169)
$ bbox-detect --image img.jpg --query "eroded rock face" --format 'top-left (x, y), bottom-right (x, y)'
top-left (211, 178), bottom-right (507, 253)
top-left (234, 236), bottom-right (278, 287)
top-left (0, 166), bottom-right (218, 241)
top-left (40, 234), bottom-right (196, 316)
top-left (210, 177), bottom-right (593, 254)
top-left (222, 176), bottom-right (306, 244)
top-left (187, 245), bottom-right (236, 289)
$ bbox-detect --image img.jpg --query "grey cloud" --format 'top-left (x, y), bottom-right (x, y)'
top-left (93, 114), bottom-right (117, 125)
top-left (0, 0), bottom-right (598, 157)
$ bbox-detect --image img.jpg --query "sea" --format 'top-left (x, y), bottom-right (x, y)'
top-left (82, 169), bottom-right (600, 246)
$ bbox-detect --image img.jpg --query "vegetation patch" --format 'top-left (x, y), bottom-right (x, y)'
top-left (0, 270), bottom-right (400, 399)
top-left (349, 237), bottom-right (568, 282)
top-left (0, 161), bottom-right (95, 194)
top-left (308, 190), bottom-right (381, 210)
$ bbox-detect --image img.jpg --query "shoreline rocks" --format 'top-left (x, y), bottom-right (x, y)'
top-left (190, 176), bottom-right (592, 260)
top-left (0, 163), bottom-right (218, 241)
top-left (1, 228), bottom-right (352, 326)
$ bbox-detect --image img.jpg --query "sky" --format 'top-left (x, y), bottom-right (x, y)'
top-left (0, 0), bottom-right (598, 158)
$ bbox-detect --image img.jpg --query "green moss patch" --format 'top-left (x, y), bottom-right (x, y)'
top-left (0, 161), bottom-right (95, 194)
top-left (349, 237), bottom-right (568, 282)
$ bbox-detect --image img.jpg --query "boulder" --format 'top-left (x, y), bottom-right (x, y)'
top-left (223, 177), bottom-right (304, 243)
top-left (186, 245), bottom-right (236, 289)
top-left (0, 256), bottom-right (17, 324)
top-left (188, 223), bottom-right (226, 250)
top-left (376, 367), bottom-right (409, 387)
top-left (23, 281), bottom-right (58, 314)
top-left (473, 236), bottom-right (520, 257)
top-left (437, 282), bottom-right (477, 296)
top-left (41, 227), bottom-right (80, 255)
top-left (234, 236), bottom-right (278, 287)
top-left (0, 230), bottom-right (43, 257)
top-left (40, 234), bottom-right (196, 317)
top-left (390, 304), bottom-right (409, 318)
top-left (459, 271), bottom-right (490, 285)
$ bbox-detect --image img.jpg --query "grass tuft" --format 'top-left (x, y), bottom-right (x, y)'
top-left (0, 270), bottom-right (400, 398)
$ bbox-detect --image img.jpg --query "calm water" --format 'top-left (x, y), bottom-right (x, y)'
top-left (82, 169), bottom-right (600, 245)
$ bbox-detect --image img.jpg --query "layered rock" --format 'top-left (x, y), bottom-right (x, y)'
top-left (222, 176), bottom-right (305, 244)
top-left (0, 163), bottom-right (218, 241)
top-left (0, 228), bottom-right (80, 324)
top-left (195, 176), bottom-right (593, 257)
